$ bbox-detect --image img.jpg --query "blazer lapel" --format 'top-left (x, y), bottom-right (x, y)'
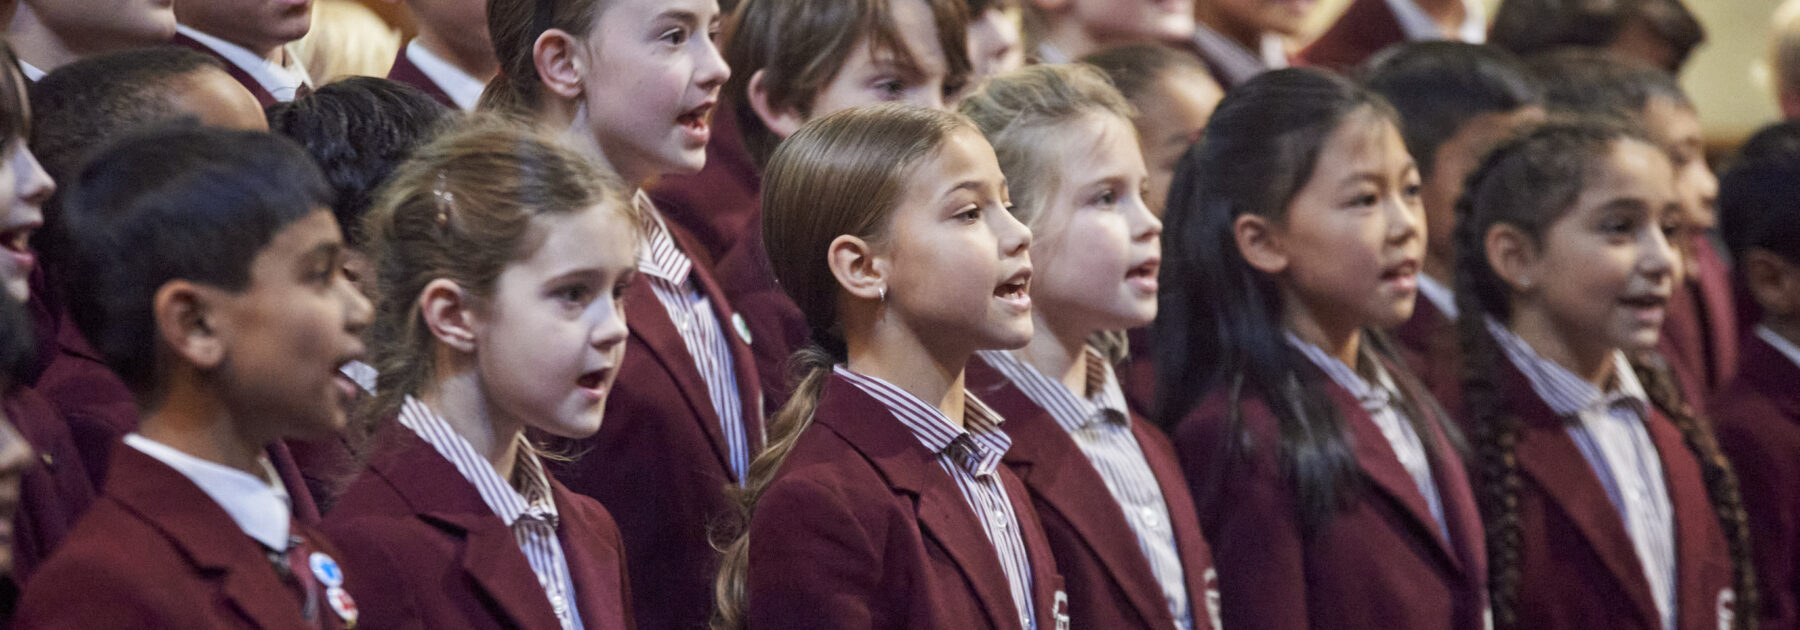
top-left (1321, 375), bottom-right (1464, 573)
top-left (1693, 238), bottom-right (1739, 388)
top-left (1001, 466), bottom-right (1067, 630)
top-left (170, 33), bottom-right (277, 107)
top-left (623, 277), bottom-right (738, 476)
top-left (1503, 365), bottom-right (1662, 628)
top-left (814, 376), bottom-right (1022, 630)
top-left (553, 482), bottom-right (633, 628)
top-left (385, 49), bottom-right (457, 109)
top-left (1135, 422), bottom-right (1217, 628)
top-left (1643, 408), bottom-right (1726, 630)
top-left (1744, 334), bottom-right (1800, 419)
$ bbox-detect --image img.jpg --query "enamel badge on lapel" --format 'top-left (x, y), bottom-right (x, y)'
top-left (310, 552), bottom-right (358, 628)
top-left (731, 312), bottom-right (753, 345)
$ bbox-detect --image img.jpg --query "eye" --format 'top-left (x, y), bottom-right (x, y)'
top-left (954, 204), bottom-right (982, 222)
top-left (660, 27), bottom-right (690, 45)
top-left (1403, 183), bottom-right (1423, 199)
top-left (872, 78), bottom-right (907, 100)
top-left (612, 280), bottom-right (631, 301)
top-left (1348, 193), bottom-right (1379, 208)
top-left (1094, 189), bottom-right (1119, 207)
top-left (555, 283), bottom-right (594, 306)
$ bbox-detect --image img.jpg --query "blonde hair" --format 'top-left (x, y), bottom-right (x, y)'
top-left (362, 116), bottom-right (633, 425)
top-left (711, 103), bottom-right (978, 630)
top-left (958, 63), bottom-right (1136, 359)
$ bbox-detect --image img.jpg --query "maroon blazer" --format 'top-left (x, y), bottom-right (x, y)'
top-left (648, 106), bottom-right (763, 264)
top-left (385, 46), bottom-right (456, 109)
top-left (1662, 237), bottom-right (1739, 405)
top-left (710, 227), bottom-right (809, 410)
top-left (322, 426), bottom-right (635, 630)
top-left (2, 386), bottom-right (94, 583)
top-left (1297, 0), bottom-right (1406, 72)
top-left (1477, 356), bottom-right (1736, 630)
top-left (551, 216), bottom-right (762, 630)
top-left (13, 443), bottom-right (351, 629)
top-left (171, 32), bottom-right (278, 107)
top-left (1710, 332), bottom-right (1800, 629)
top-left (25, 272), bottom-right (136, 490)
top-left (966, 357), bottom-right (1217, 630)
top-left (1174, 359), bottom-right (1488, 630)
top-left (1394, 297), bottom-right (1464, 411)
top-left (745, 373), bottom-right (1065, 629)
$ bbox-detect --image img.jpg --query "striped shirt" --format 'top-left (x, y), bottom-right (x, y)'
top-left (635, 191), bottom-right (750, 485)
top-left (398, 397), bottom-right (585, 630)
top-left (978, 348), bottom-right (1193, 630)
top-left (834, 366), bottom-right (1038, 629)
top-left (1487, 319), bottom-right (1675, 630)
top-left (1287, 333), bottom-right (1448, 538)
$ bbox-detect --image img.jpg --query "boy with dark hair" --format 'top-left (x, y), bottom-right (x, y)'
top-left (12, 124), bottom-right (371, 629)
top-left (1710, 119), bottom-right (1800, 630)
top-left (1361, 41), bottom-right (1545, 404)
top-left (1300, 0), bottom-right (1485, 72)
top-left (1492, 0), bottom-right (1704, 72)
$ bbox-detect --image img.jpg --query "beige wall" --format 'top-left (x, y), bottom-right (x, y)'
top-left (1298, 0), bottom-right (1784, 143)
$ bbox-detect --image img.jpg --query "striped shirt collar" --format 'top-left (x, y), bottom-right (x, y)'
top-left (633, 191), bottom-right (692, 286)
top-left (977, 347), bottom-right (1130, 432)
top-left (1485, 317), bottom-right (1648, 418)
top-left (833, 365), bottom-right (1013, 476)
top-left (1756, 325), bottom-right (1800, 369)
top-left (397, 396), bottom-right (560, 528)
top-left (1285, 332), bottom-right (1401, 413)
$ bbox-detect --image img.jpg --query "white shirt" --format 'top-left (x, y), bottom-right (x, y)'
top-left (1191, 23), bottom-right (1288, 87)
top-left (1417, 273), bottom-right (1459, 320)
top-left (1384, 0), bottom-right (1487, 43)
top-left (177, 24), bottom-right (313, 102)
top-left (1757, 325), bottom-right (1800, 368)
top-left (18, 61), bottom-right (44, 82)
top-left (124, 433), bottom-right (293, 551)
top-left (404, 40), bottom-right (486, 111)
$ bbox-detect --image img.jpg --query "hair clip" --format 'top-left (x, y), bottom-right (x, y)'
top-left (432, 171), bottom-right (454, 227)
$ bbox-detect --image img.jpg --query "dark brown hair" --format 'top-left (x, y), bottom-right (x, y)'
top-left (481, 0), bottom-right (610, 112)
top-left (1491, 0), bottom-right (1705, 71)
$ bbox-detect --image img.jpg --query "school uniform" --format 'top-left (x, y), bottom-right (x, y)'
top-left (968, 349), bottom-right (1219, 630)
top-left (551, 193), bottom-right (761, 630)
top-left (1394, 274), bottom-right (1463, 410)
top-left (172, 25), bottom-right (313, 106)
top-left (1174, 337), bottom-right (1487, 630)
top-left (1475, 321), bottom-right (1736, 630)
top-left (1185, 24), bottom-right (1289, 90)
top-left (13, 437), bottom-right (358, 629)
top-left (2, 385), bottom-right (94, 583)
top-left (1710, 327), bottom-right (1800, 628)
top-left (1660, 236), bottom-right (1738, 407)
top-left (1298, 0), bottom-right (1485, 72)
top-left (746, 367), bottom-right (1066, 629)
top-left (25, 271), bottom-right (137, 489)
top-left (323, 397), bottom-right (634, 630)
top-left (386, 40), bottom-right (484, 111)
top-left (1116, 327), bottom-right (1157, 420)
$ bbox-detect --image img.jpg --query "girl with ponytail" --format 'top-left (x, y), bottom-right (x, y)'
top-left (1156, 67), bottom-right (1486, 630)
top-left (1453, 119), bottom-right (1755, 630)
top-left (712, 103), bottom-right (1064, 630)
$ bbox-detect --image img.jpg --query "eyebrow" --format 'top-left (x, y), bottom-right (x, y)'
top-left (655, 8), bottom-right (703, 27)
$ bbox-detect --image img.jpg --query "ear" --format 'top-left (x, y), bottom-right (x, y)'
top-left (1484, 223), bottom-right (1541, 293)
top-left (1233, 214), bottom-right (1288, 275)
top-left (418, 278), bottom-right (480, 353)
top-left (827, 234), bottom-right (887, 302)
top-left (152, 280), bottom-right (227, 371)
top-left (534, 28), bottom-right (587, 101)
top-left (747, 70), bottom-right (806, 140)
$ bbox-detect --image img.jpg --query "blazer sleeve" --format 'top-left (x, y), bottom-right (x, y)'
top-left (745, 476), bottom-right (884, 629)
top-left (1177, 408), bottom-right (1312, 630)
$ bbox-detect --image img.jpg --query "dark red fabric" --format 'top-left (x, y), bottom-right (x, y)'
top-left (1117, 327), bottom-right (1157, 420)
top-left (1394, 297), bottom-right (1463, 412)
top-left (1660, 237), bottom-right (1739, 408)
top-left (2, 386), bottom-right (94, 583)
top-left (647, 105), bottom-right (762, 264)
top-left (170, 33), bottom-right (277, 107)
top-left (324, 426), bottom-right (635, 630)
top-left (384, 47), bottom-right (457, 109)
top-left (967, 356), bottom-right (1218, 630)
top-left (1710, 332), bottom-right (1800, 629)
top-left (1297, 0), bottom-right (1407, 72)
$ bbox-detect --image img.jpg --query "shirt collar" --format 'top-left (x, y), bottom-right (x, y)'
top-left (1383, 0), bottom-right (1487, 43)
top-left (1485, 317), bottom-right (1649, 418)
top-left (833, 365), bottom-right (1012, 476)
top-left (1757, 325), bottom-right (1800, 370)
top-left (634, 191), bottom-right (693, 286)
top-left (1191, 24), bottom-right (1287, 86)
top-left (177, 25), bottom-right (312, 102)
top-left (1285, 332), bottom-right (1401, 414)
top-left (977, 347), bottom-right (1129, 433)
top-left (397, 396), bottom-right (559, 528)
top-left (124, 433), bottom-right (293, 551)
top-left (18, 60), bottom-right (44, 82)
top-left (404, 40), bottom-right (486, 111)
top-left (1416, 273), bottom-right (1459, 320)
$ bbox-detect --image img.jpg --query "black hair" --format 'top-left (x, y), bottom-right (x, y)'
top-left (1490, 0), bottom-right (1704, 71)
top-left (1528, 48), bottom-right (1690, 122)
top-left (58, 124), bottom-right (331, 400)
top-left (1154, 68), bottom-right (1446, 535)
top-left (1718, 121), bottom-right (1800, 265)
top-left (1453, 119), bottom-right (1756, 629)
top-left (1360, 41), bottom-right (1543, 179)
top-left (0, 294), bottom-right (33, 389)
top-left (1079, 44), bottom-right (1207, 103)
top-left (266, 76), bottom-right (455, 248)
top-left (27, 46), bottom-right (227, 182)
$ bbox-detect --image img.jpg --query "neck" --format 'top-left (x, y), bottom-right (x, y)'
top-left (420, 368), bottom-right (524, 481)
top-left (413, 26), bottom-right (498, 81)
top-left (1423, 253), bottom-right (1452, 288)
top-left (9, 6), bottom-right (108, 72)
top-left (137, 381), bottom-right (270, 476)
top-left (1193, 5), bottom-right (1263, 51)
top-left (844, 307), bottom-right (971, 427)
top-left (1017, 310), bottom-right (1094, 394)
top-left (549, 109), bottom-right (649, 189)
top-left (1509, 304), bottom-right (1616, 387)
top-left (1282, 289), bottom-right (1363, 368)
top-left (1038, 20), bottom-right (1106, 60)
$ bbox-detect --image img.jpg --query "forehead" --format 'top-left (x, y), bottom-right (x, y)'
top-left (903, 127), bottom-right (1003, 199)
top-left (1053, 113), bottom-right (1145, 171)
top-left (601, 0), bottom-right (720, 24)
top-left (511, 204), bottom-right (639, 274)
top-left (254, 209), bottom-right (341, 269)
top-left (1638, 96), bottom-right (1700, 144)
top-left (1575, 139), bottom-right (1678, 205)
top-left (853, 0), bottom-right (947, 73)
top-left (1310, 109), bottom-right (1412, 181)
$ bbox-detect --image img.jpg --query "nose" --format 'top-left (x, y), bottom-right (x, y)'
top-left (1130, 191), bottom-right (1162, 242)
top-left (696, 28), bottom-right (731, 91)
top-left (15, 146), bottom-right (52, 208)
top-left (995, 202), bottom-right (1031, 259)
top-left (1384, 192), bottom-right (1422, 246)
top-left (340, 276), bottom-right (374, 337)
top-left (589, 295), bottom-right (630, 353)
top-left (1641, 220), bottom-right (1678, 281)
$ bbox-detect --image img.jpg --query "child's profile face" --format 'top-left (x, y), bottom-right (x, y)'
top-left (578, 0), bottom-right (731, 185)
top-left (24, 0), bottom-right (175, 48)
top-left (1065, 0), bottom-right (1195, 46)
top-left (1133, 66), bottom-right (1221, 216)
top-left (1207, 0), bottom-right (1314, 38)
top-left (209, 209), bottom-right (371, 441)
top-left (1640, 97), bottom-right (1716, 232)
top-left (0, 141), bottom-right (54, 303)
top-left (1272, 111), bottom-right (1424, 335)
top-left (174, 0), bottom-right (312, 52)
top-left (808, 0), bottom-right (956, 119)
top-left (1029, 112), bottom-right (1161, 336)
top-left (1420, 106), bottom-right (1543, 272)
top-left (968, 5), bottom-right (1025, 82)
top-left (1509, 139), bottom-right (1680, 357)
top-left (468, 205), bottom-right (635, 439)
top-left (879, 127), bottom-right (1034, 354)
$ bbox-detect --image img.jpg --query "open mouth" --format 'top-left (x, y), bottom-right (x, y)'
top-left (1619, 294), bottom-right (1669, 309)
top-left (677, 102), bottom-right (714, 135)
top-left (0, 222), bottom-right (37, 259)
top-left (995, 267), bottom-right (1030, 299)
top-left (577, 368), bottom-right (612, 392)
top-left (1126, 258), bottom-right (1159, 293)
top-left (1380, 258), bottom-right (1420, 290)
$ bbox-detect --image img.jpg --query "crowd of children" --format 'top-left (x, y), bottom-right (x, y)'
top-left (0, 0), bottom-right (1796, 628)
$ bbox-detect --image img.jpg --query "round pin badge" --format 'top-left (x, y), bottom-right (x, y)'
top-left (731, 313), bottom-right (753, 345)
top-left (309, 552), bottom-right (344, 588)
top-left (327, 586), bottom-right (359, 628)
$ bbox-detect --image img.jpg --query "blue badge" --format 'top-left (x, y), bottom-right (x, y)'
top-left (309, 552), bottom-right (344, 588)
